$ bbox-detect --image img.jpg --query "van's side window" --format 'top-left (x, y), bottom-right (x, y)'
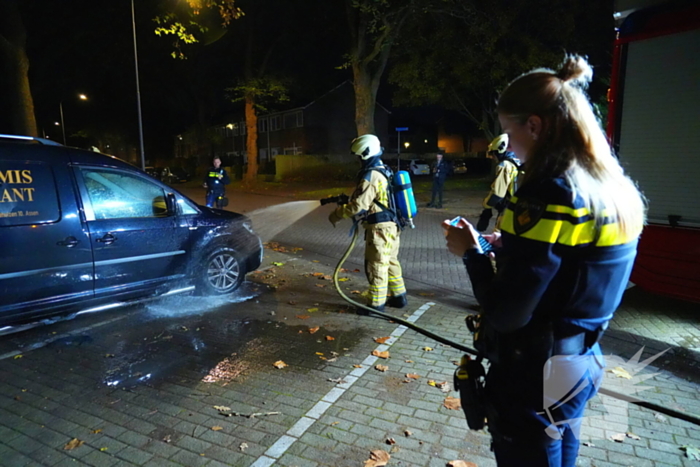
top-left (81, 168), bottom-right (168, 219)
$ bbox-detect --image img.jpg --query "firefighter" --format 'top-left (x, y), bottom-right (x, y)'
top-left (328, 134), bottom-right (408, 312)
top-left (476, 134), bottom-right (521, 232)
top-left (203, 156), bottom-right (230, 208)
top-left (443, 55), bottom-right (645, 466)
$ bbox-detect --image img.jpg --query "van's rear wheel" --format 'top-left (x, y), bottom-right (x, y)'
top-left (199, 247), bottom-right (244, 295)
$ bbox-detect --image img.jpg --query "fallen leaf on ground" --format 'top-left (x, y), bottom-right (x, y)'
top-left (331, 421), bottom-right (340, 425)
top-left (211, 426), bottom-right (223, 431)
top-left (681, 445), bottom-right (700, 460)
top-left (626, 432), bottom-right (640, 440)
top-left (353, 364), bottom-right (363, 368)
top-left (273, 360), bottom-right (288, 369)
top-left (351, 290), bottom-right (362, 294)
top-left (307, 308), bottom-right (319, 313)
top-left (423, 347), bottom-right (433, 351)
top-left (375, 365), bottom-right (389, 372)
top-left (91, 429), bottom-right (102, 434)
top-left (364, 449), bottom-right (390, 467)
top-left (214, 405), bottom-right (231, 412)
top-left (443, 397), bottom-right (461, 410)
top-left (272, 262), bottom-right (284, 267)
top-left (316, 352), bottom-right (324, 355)
top-left (654, 413), bottom-right (668, 423)
top-left (295, 315), bottom-right (310, 319)
top-left (610, 433), bottom-right (626, 442)
top-left (322, 275), bottom-right (332, 280)
top-left (104, 354), bottom-right (115, 358)
top-left (13, 354), bottom-right (22, 359)
top-left (312, 272), bottom-right (324, 276)
top-left (64, 438), bottom-right (84, 450)
top-left (374, 337), bottom-right (391, 344)
top-left (404, 430), bottom-right (412, 436)
top-left (328, 378), bottom-right (346, 384)
top-left (418, 292), bottom-right (435, 297)
top-left (325, 335), bottom-right (335, 341)
top-left (309, 326), bottom-right (320, 334)
top-left (406, 373), bottom-right (420, 379)
top-left (99, 447), bottom-right (108, 452)
top-left (312, 260), bottom-right (319, 262)
top-left (405, 359), bottom-right (414, 363)
top-left (447, 461), bottom-right (477, 467)
top-left (386, 438), bottom-right (396, 445)
top-left (288, 300), bottom-right (297, 305)
top-left (338, 278), bottom-right (350, 282)
top-left (582, 442), bottom-right (595, 447)
top-left (316, 284), bottom-right (326, 288)
top-left (239, 442), bottom-right (248, 452)
top-left (372, 350), bottom-right (390, 359)
top-left (608, 367), bottom-right (632, 379)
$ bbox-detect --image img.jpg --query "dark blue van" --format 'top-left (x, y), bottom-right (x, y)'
top-left (0, 135), bottom-right (262, 327)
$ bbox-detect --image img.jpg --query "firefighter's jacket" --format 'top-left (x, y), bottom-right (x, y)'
top-left (483, 156), bottom-right (520, 210)
top-left (333, 165), bottom-right (394, 229)
top-left (464, 177), bottom-right (641, 361)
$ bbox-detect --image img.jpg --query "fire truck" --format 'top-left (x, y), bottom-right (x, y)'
top-left (609, 0), bottom-right (700, 302)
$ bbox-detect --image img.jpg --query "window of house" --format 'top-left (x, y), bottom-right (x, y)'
top-left (283, 111), bottom-right (303, 129)
top-left (270, 115), bottom-right (280, 131)
top-left (258, 118), bottom-right (268, 133)
top-left (296, 111), bottom-right (303, 127)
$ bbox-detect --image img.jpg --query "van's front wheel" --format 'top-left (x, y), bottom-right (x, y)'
top-left (199, 247), bottom-right (244, 295)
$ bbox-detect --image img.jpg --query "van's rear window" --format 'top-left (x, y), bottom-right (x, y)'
top-left (0, 161), bottom-right (60, 227)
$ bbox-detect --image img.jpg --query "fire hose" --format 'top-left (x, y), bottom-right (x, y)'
top-left (328, 219), bottom-right (700, 428)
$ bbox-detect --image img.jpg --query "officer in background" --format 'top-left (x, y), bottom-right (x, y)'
top-left (443, 55), bottom-right (645, 466)
top-left (203, 156), bottom-right (230, 208)
top-left (476, 134), bottom-right (520, 231)
top-left (427, 153), bottom-right (452, 208)
top-left (328, 134), bottom-right (408, 312)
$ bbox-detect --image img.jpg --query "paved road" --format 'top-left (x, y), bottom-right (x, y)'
top-left (0, 186), bottom-right (698, 467)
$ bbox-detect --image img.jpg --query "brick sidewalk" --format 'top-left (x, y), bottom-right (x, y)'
top-left (1, 245), bottom-right (699, 466)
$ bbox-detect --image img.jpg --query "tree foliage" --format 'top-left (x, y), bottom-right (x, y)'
top-left (154, 0), bottom-right (243, 59)
top-left (389, 0), bottom-right (614, 140)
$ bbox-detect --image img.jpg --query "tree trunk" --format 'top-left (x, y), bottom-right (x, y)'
top-left (0, 0), bottom-right (37, 136)
top-left (352, 67), bottom-right (377, 136)
top-left (244, 94), bottom-right (258, 183)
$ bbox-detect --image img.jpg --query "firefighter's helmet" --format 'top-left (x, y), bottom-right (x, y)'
top-left (488, 134), bottom-right (509, 155)
top-left (350, 134), bottom-right (383, 159)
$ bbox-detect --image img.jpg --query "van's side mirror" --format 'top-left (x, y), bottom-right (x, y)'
top-left (166, 192), bottom-right (177, 215)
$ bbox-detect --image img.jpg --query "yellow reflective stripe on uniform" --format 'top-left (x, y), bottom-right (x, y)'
top-left (502, 199), bottom-right (636, 247)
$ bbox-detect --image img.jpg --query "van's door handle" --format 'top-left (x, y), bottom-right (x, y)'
top-left (57, 236), bottom-right (80, 248)
top-left (96, 233), bottom-right (116, 245)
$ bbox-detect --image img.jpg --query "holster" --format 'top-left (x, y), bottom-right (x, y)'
top-left (453, 355), bottom-right (487, 430)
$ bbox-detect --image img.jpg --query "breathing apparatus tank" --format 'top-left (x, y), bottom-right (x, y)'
top-left (393, 170), bottom-right (417, 229)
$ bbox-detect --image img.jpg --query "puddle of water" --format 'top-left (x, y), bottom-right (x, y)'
top-left (246, 200), bottom-right (320, 242)
top-left (143, 282), bottom-right (261, 319)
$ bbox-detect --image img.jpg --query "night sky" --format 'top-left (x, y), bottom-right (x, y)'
top-left (8, 0), bottom-right (613, 161)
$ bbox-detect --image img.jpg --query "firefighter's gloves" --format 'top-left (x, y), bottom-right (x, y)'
top-left (476, 208), bottom-right (492, 232)
top-left (328, 210), bottom-right (342, 228)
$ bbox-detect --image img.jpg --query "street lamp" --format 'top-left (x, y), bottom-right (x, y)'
top-left (404, 142), bottom-right (410, 151)
top-left (59, 93), bottom-right (88, 145)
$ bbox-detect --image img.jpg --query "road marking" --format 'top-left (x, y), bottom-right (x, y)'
top-left (250, 302), bottom-right (435, 467)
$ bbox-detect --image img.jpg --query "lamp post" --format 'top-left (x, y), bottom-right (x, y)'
top-left (131, 0), bottom-right (146, 170)
top-left (59, 94), bottom-right (88, 145)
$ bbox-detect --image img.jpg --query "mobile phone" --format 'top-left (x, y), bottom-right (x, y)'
top-left (449, 216), bottom-right (494, 254)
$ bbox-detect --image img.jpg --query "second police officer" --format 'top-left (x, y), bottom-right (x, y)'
top-left (203, 156), bottom-right (231, 208)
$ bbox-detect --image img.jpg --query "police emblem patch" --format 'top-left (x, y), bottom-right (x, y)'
top-left (513, 198), bottom-right (545, 235)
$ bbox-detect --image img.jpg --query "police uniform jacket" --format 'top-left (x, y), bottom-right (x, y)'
top-left (204, 167), bottom-right (230, 191)
top-left (333, 162), bottom-right (394, 229)
top-left (465, 177), bottom-right (641, 362)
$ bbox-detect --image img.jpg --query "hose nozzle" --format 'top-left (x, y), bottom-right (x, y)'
top-left (320, 194), bottom-right (349, 206)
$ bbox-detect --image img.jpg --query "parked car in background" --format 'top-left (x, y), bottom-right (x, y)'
top-left (408, 159), bottom-right (430, 176)
top-left (0, 134), bottom-right (262, 327)
top-left (160, 166), bottom-right (191, 184)
top-left (452, 159), bottom-right (468, 174)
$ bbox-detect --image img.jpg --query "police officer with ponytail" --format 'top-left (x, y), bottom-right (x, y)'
top-left (443, 55), bottom-right (645, 466)
top-left (328, 134), bottom-right (408, 312)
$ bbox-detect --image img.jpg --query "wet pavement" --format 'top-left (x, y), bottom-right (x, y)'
top-left (1, 187), bottom-right (700, 466)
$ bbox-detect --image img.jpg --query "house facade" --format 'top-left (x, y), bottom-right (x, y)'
top-left (175, 81), bottom-right (391, 169)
